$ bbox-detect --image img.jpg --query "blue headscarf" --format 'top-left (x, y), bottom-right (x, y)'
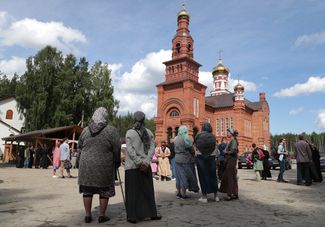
top-left (178, 125), bottom-right (192, 147)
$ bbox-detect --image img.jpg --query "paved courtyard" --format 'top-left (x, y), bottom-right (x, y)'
top-left (0, 165), bottom-right (324, 227)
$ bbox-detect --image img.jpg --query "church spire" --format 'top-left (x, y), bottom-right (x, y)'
top-left (172, 4), bottom-right (194, 59)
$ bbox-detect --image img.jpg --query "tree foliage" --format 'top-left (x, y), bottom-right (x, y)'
top-left (112, 112), bottom-right (156, 139)
top-left (0, 73), bottom-right (19, 100)
top-left (15, 46), bottom-right (119, 131)
top-left (271, 132), bottom-right (325, 154)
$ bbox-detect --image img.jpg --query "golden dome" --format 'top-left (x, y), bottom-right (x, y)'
top-left (178, 4), bottom-right (190, 19)
top-left (234, 83), bottom-right (244, 92)
top-left (212, 60), bottom-right (229, 75)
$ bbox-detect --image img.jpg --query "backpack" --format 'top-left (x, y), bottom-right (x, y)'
top-left (272, 149), bottom-right (279, 160)
top-left (257, 148), bottom-right (265, 159)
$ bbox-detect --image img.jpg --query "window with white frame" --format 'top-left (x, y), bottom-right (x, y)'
top-left (221, 118), bottom-right (224, 136)
top-left (193, 98), bottom-right (199, 117)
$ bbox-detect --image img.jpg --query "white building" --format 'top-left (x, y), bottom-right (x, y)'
top-left (0, 97), bottom-right (24, 160)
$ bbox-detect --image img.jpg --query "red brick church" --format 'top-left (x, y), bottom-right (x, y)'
top-left (154, 5), bottom-right (270, 153)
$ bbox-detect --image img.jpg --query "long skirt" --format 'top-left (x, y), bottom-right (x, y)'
top-left (196, 155), bottom-right (218, 194)
top-left (262, 158), bottom-right (272, 178)
top-left (175, 162), bottom-right (199, 192)
top-left (219, 155), bottom-right (238, 196)
top-left (125, 168), bottom-right (158, 221)
top-left (158, 157), bottom-right (172, 177)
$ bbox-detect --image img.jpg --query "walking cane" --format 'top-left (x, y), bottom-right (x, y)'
top-left (117, 167), bottom-right (126, 209)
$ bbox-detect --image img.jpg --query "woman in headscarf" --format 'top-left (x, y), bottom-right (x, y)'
top-left (174, 125), bottom-right (199, 199)
top-left (219, 128), bottom-right (239, 201)
top-left (194, 122), bottom-right (219, 203)
top-left (52, 140), bottom-right (61, 178)
top-left (124, 111), bottom-right (161, 224)
top-left (78, 107), bottom-right (121, 223)
top-left (156, 141), bottom-right (172, 181)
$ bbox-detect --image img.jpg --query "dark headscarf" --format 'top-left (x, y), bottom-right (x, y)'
top-left (89, 107), bottom-right (109, 136)
top-left (202, 122), bottom-right (213, 133)
top-left (194, 122), bottom-right (216, 156)
top-left (133, 111), bottom-right (150, 154)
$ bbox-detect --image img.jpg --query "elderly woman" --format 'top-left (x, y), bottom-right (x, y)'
top-left (219, 128), bottom-right (239, 201)
top-left (174, 125), bottom-right (199, 199)
top-left (194, 122), bottom-right (219, 203)
top-left (156, 141), bottom-right (172, 181)
top-left (78, 107), bottom-right (121, 223)
top-left (124, 111), bottom-right (161, 224)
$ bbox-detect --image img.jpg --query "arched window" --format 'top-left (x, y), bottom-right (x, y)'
top-left (176, 43), bottom-right (181, 53)
top-left (187, 43), bottom-right (191, 51)
top-left (167, 127), bottom-right (173, 140)
top-left (170, 109), bottom-right (180, 117)
top-left (5, 109), bottom-right (13, 120)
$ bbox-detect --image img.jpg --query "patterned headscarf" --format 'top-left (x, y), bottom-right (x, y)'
top-left (89, 107), bottom-right (109, 136)
top-left (227, 128), bottom-right (238, 137)
top-left (133, 111), bottom-right (150, 154)
top-left (178, 125), bottom-right (192, 147)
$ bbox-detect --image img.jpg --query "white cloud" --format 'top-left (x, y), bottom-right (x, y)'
top-left (316, 109), bottom-right (325, 128)
top-left (288, 107), bottom-right (303, 116)
top-left (274, 76), bottom-right (325, 97)
top-left (294, 30), bottom-right (325, 47)
top-left (0, 56), bottom-right (26, 78)
top-left (112, 50), bottom-right (258, 118)
top-left (199, 71), bottom-right (257, 95)
top-left (111, 49), bottom-right (171, 118)
top-left (0, 13), bottom-right (86, 54)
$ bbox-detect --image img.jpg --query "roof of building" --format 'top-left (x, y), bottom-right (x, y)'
top-left (0, 96), bottom-right (15, 103)
top-left (0, 119), bottom-right (21, 133)
top-left (2, 125), bottom-right (83, 141)
top-left (205, 93), bottom-right (263, 111)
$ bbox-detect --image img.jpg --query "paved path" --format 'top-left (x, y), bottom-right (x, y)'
top-left (0, 166), bottom-right (324, 226)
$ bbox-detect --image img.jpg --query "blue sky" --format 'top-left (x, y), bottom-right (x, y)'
top-left (0, 0), bottom-right (324, 134)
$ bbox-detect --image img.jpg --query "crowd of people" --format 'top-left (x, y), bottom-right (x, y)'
top-left (76, 107), bottom-right (243, 224)
top-left (15, 138), bottom-right (79, 179)
top-left (12, 106), bottom-right (322, 225)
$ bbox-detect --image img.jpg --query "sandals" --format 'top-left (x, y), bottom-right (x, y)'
top-left (84, 216), bottom-right (92, 223)
top-left (225, 194), bottom-right (239, 201)
top-left (98, 216), bottom-right (110, 223)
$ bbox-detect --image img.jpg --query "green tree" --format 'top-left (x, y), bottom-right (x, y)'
top-left (16, 46), bottom-right (64, 131)
top-left (89, 61), bottom-right (119, 122)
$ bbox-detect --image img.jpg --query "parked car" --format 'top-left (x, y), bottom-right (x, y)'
top-left (238, 152), bottom-right (253, 169)
top-left (320, 157), bottom-right (325, 172)
top-left (268, 155), bottom-right (291, 170)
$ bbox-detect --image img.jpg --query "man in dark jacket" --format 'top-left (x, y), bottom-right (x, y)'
top-left (294, 135), bottom-right (313, 186)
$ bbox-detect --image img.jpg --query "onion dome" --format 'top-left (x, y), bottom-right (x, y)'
top-left (234, 83), bottom-right (245, 92)
top-left (178, 4), bottom-right (190, 19)
top-left (212, 59), bottom-right (229, 75)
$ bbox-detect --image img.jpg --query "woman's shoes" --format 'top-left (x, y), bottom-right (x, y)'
top-left (98, 216), bottom-right (110, 223)
top-left (225, 194), bottom-right (239, 201)
top-left (127, 219), bottom-right (137, 224)
top-left (84, 216), bottom-right (92, 223)
top-left (151, 215), bottom-right (162, 220)
top-left (198, 197), bottom-right (208, 203)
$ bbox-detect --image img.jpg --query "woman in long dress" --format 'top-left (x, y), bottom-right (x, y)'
top-left (52, 141), bottom-right (61, 178)
top-left (219, 128), bottom-right (239, 200)
top-left (174, 125), bottom-right (199, 199)
top-left (156, 141), bottom-right (172, 181)
top-left (124, 111), bottom-right (161, 224)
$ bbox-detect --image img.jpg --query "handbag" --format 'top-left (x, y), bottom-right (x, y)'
top-left (64, 161), bottom-right (72, 170)
top-left (254, 160), bottom-right (264, 171)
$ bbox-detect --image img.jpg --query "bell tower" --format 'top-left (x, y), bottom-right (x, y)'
top-left (164, 4), bottom-right (201, 82)
top-left (155, 4), bottom-right (206, 143)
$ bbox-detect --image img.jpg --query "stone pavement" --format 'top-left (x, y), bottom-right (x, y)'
top-left (0, 166), bottom-right (324, 227)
